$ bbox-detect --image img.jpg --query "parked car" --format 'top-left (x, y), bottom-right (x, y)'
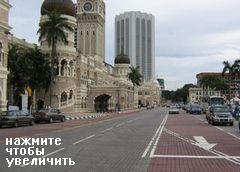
top-left (190, 104), bottom-right (202, 114)
top-left (169, 106), bottom-right (179, 114)
top-left (0, 110), bottom-right (34, 128)
top-left (147, 105), bottom-right (154, 109)
top-left (186, 104), bottom-right (191, 113)
top-left (206, 105), bottom-right (234, 126)
top-left (232, 106), bottom-right (240, 119)
top-left (33, 108), bottom-right (66, 123)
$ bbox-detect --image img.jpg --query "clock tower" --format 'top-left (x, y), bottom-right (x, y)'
top-left (76, 0), bottom-right (105, 60)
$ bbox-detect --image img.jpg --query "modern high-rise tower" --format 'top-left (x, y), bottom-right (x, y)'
top-left (115, 11), bottom-right (155, 81)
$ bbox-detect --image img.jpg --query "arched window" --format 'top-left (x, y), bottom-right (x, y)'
top-left (61, 92), bottom-right (67, 102)
top-left (61, 59), bottom-right (68, 76)
top-left (69, 90), bottom-right (73, 100)
top-left (0, 41), bottom-right (3, 65)
top-left (69, 60), bottom-right (74, 77)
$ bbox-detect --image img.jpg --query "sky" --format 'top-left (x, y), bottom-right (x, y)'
top-left (8, 0), bottom-right (240, 90)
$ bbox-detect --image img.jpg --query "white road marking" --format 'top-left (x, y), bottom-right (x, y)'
top-left (161, 129), bottom-right (240, 165)
top-left (215, 126), bottom-right (224, 131)
top-left (151, 155), bottom-right (240, 159)
top-left (127, 120), bottom-right (133, 123)
top-left (116, 122), bottom-right (125, 127)
top-left (101, 127), bottom-right (113, 133)
top-left (20, 148), bottom-right (65, 167)
top-left (149, 115), bottom-right (168, 157)
top-left (73, 135), bottom-right (95, 145)
top-left (141, 114), bottom-right (168, 158)
top-left (194, 136), bottom-right (216, 150)
top-left (227, 132), bottom-right (240, 140)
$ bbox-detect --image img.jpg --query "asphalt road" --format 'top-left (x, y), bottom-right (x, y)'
top-left (0, 108), bottom-right (168, 172)
top-left (1, 108), bottom-right (240, 172)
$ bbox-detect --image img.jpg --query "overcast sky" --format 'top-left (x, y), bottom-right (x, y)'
top-left (8, 0), bottom-right (240, 90)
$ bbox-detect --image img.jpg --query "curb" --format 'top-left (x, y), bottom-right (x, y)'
top-left (65, 114), bottom-right (105, 121)
top-left (65, 109), bottom-right (146, 121)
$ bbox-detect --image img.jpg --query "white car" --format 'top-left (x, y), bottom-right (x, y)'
top-left (169, 106), bottom-right (179, 114)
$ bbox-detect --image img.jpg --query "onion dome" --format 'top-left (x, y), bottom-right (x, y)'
top-left (114, 50), bottom-right (130, 64)
top-left (41, 0), bottom-right (76, 17)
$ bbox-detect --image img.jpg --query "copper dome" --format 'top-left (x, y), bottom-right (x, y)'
top-left (41, 0), bottom-right (76, 17)
top-left (114, 52), bottom-right (130, 64)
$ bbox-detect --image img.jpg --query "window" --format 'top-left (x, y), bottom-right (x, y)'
top-left (61, 92), bottom-right (67, 102)
top-left (69, 90), bottom-right (73, 100)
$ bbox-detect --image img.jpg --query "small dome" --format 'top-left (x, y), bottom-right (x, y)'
top-left (41, 0), bottom-right (76, 17)
top-left (114, 51), bottom-right (130, 64)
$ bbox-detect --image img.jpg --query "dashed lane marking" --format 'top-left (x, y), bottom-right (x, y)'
top-left (116, 122), bottom-right (125, 127)
top-left (20, 148), bottom-right (65, 167)
top-left (101, 127), bottom-right (113, 133)
top-left (73, 135), bottom-right (95, 145)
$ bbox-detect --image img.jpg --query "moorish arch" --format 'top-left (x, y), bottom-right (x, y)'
top-left (94, 94), bottom-right (111, 113)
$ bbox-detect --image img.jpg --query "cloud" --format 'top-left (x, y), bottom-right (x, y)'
top-left (8, 0), bottom-right (240, 90)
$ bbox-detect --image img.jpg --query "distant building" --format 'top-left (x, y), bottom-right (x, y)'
top-left (196, 72), bottom-right (222, 87)
top-left (189, 87), bottom-right (221, 104)
top-left (157, 78), bottom-right (165, 90)
top-left (0, 0), bottom-right (11, 111)
top-left (115, 11), bottom-right (155, 81)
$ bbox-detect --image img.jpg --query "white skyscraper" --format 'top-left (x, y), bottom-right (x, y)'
top-left (115, 11), bottom-right (155, 81)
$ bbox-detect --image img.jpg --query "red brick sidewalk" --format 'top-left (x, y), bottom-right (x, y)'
top-left (148, 113), bottom-right (240, 172)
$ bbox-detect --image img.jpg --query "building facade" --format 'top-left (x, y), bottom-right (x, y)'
top-left (0, 0), bottom-right (11, 111)
top-left (6, 0), bottom-right (161, 113)
top-left (76, 0), bottom-right (105, 60)
top-left (189, 87), bottom-right (221, 104)
top-left (115, 11), bottom-right (155, 81)
top-left (35, 0), bottom-right (138, 113)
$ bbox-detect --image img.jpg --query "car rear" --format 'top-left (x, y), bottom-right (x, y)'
top-left (0, 111), bottom-right (17, 127)
top-left (33, 110), bottom-right (50, 123)
top-left (169, 106), bottom-right (179, 114)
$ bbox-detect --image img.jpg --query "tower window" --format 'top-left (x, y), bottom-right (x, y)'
top-left (93, 31), bottom-right (95, 35)
top-left (87, 31), bottom-right (89, 35)
top-left (81, 31), bottom-right (83, 35)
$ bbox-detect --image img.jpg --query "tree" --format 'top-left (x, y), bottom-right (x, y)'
top-left (37, 10), bottom-right (74, 106)
top-left (199, 76), bottom-right (228, 91)
top-left (8, 43), bottom-right (30, 105)
top-left (222, 60), bottom-right (240, 80)
top-left (25, 47), bottom-right (51, 95)
top-left (222, 60), bottom-right (240, 97)
top-left (127, 66), bottom-right (142, 89)
top-left (8, 43), bottom-right (51, 107)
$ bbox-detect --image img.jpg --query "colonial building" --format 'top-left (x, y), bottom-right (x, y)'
top-left (0, 0), bottom-right (11, 111)
top-left (188, 87), bottom-right (221, 104)
top-left (36, 0), bottom-right (138, 113)
top-left (138, 80), bottom-right (161, 107)
top-left (6, 0), bottom-right (161, 113)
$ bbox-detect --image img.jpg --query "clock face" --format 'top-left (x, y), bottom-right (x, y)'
top-left (84, 2), bottom-right (93, 11)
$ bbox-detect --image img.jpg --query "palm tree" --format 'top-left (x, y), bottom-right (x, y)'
top-left (127, 66), bottom-right (142, 90)
top-left (199, 76), bottom-right (228, 91)
top-left (222, 60), bottom-right (240, 98)
top-left (37, 10), bottom-right (74, 106)
top-left (26, 46), bottom-right (51, 96)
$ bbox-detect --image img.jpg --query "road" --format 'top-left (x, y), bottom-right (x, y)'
top-left (0, 108), bottom-right (240, 172)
